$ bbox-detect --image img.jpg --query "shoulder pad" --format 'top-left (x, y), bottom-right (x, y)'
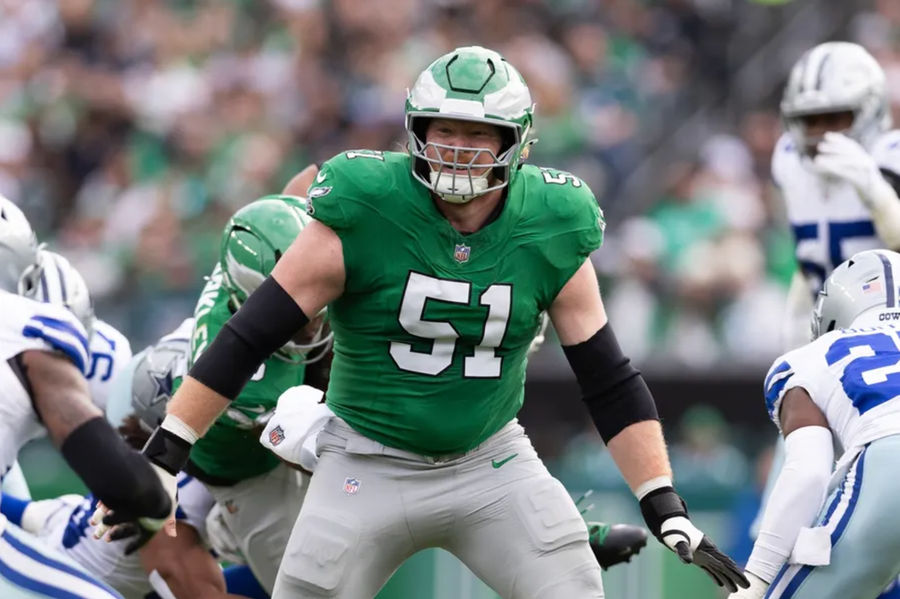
top-left (771, 133), bottom-right (799, 187)
top-left (306, 150), bottom-right (407, 230)
top-left (871, 130), bottom-right (900, 174)
top-left (16, 296), bottom-right (91, 373)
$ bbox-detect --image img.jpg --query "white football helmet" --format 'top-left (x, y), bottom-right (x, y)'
top-left (0, 195), bottom-right (38, 293)
top-left (811, 249), bottom-right (900, 339)
top-left (781, 42), bottom-right (890, 154)
top-left (21, 249), bottom-right (95, 335)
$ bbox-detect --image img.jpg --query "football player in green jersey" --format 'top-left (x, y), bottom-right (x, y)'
top-left (178, 194), bottom-right (332, 594)
top-left (134, 46), bottom-right (749, 598)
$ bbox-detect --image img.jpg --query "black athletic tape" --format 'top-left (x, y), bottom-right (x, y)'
top-left (562, 324), bottom-right (659, 443)
top-left (189, 276), bottom-right (309, 400)
top-left (639, 486), bottom-right (688, 538)
top-left (143, 426), bottom-right (193, 476)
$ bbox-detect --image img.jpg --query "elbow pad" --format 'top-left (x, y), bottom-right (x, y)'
top-left (562, 324), bottom-right (659, 443)
top-left (190, 276), bottom-right (309, 400)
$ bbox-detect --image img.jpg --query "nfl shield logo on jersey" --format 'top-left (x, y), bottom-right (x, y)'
top-left (269, 425), bottom-right (285, 446)
top-left (454, 243), bottom-right (471, 263)
top-left (343, 477), bottom-right (360, 495)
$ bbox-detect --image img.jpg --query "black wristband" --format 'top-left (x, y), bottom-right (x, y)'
top-left (639, 486), bottom-right (687, 538)
top-left (61, 417), bottom-right (171, 518)
top-left (143, 426), bottom-right (193, 476)
top-left (562, 324), bottom-right (659, 442)
top-left (190, 276), bottom-right (309, 399)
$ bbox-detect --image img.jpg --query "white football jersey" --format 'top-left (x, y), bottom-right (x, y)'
top-left (765, 324), bottom-right (900, 456)
top-left (0, 290), bottom-right (91, 482)
top-left (772, 130), bottom-right (900, 293)
top-left (86, 319), bottom-right (132, 413)
top-left (40, 472), bottom-right (214, 599)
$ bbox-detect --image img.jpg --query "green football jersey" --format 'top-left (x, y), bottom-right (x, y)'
top-left (306, 150), bottom-right (604, 456)
top-left (181, 264), bottom-right (307, 483)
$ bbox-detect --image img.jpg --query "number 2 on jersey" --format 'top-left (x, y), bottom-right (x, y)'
top-left (826, 331), bottom-right (900, 414)
top-left (390, 272), bottom-right (511, 378)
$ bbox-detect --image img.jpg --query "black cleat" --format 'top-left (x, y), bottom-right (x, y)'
top-left (587, 522), bottom-right (649, 570)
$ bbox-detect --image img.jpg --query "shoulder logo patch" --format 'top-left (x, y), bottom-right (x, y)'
top-left (454, 243), bottom-right (471, 264)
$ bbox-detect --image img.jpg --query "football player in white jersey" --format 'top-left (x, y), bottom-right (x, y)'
top-left (2, 318), bottom-right (249, 599)
top-left (774, 41), bottom-right (900, 348)
top-left (0, 196), bottom-right (172, 597)
top-left (731, 249), bottom-right (900, 599)
top-left (19, 248), bottom-right (133, 412)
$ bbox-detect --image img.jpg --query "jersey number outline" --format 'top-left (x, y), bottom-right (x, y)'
top-left (390, 272), bottom-right (511, 378)
top-left (793, 220), bottom-right (876, 291)
top-left (825, 331), bottom-right (900, 414)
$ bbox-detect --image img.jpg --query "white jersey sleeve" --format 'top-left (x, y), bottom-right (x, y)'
top-left (764, 325), bottom-right (900, 452)
top-left (0, 291), bottom-right (90, 479)
top-left (85, 320), bottom-right (132, 413)
top-left (870, 129), bottom-right (900, 177)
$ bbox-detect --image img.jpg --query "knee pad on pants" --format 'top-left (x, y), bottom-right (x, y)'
top-left (513, 478), bottom-right (588, 553)
top-left (280, 512), bottom-right (359, 595)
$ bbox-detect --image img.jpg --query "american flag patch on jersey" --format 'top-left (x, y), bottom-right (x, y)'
top-left (343, 477), bottom-right (360, 495)
top-left (863, 279), bottom-right (883, 294)
top-left (269, 425), bottom-right (285, 446)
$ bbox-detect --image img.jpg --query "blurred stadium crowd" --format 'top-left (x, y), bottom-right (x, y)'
top-left (0, 0), bottom-right (896, 369)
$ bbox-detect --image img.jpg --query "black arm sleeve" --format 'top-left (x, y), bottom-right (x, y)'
top-left (562, 323), bottom-right (659, 443)
top-left (190, 276), bottom-right (310, 399)
top-left (60, 417), bottom-right (170, 519)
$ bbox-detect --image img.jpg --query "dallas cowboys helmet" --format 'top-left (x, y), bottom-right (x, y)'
top-left (21, 249), bottom-right (95, 336)
top-left (781, 42), bottom-right (890, 154)
top-left (0, 195), bottom-right (38, 293)
top-left (811, 249), bottom-right (900, 339)
top-left (406, 46), bottom-right (535, 204)
top-left (130, 337), bottom-right (190, 432)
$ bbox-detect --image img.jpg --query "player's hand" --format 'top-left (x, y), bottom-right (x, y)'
top-left (640, 486), bottom-right (749, 592)
top-left (727, 571), bottom-right (769, 599)
top-left (90, 464), bottom-right (177, 554)
top-left (814, 132), bottom-right (893, 208)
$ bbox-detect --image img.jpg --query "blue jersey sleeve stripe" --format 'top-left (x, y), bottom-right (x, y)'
top-left (22, 316), bottom-right (90, 374)
top-left (764, 361), bottom-right (794, 416)
top-left (29, 315), bottom-right (89, 348)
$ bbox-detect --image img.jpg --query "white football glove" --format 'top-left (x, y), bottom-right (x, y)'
top-left (727, 571), bottom-right (769, 599)
top-left (259, 385), bottom-right (334, 472)
top-left (814, 132), bottom-right (894, 209)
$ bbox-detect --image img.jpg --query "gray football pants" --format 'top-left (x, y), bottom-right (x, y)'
top-left (206, 462), bottom-right (310, 593)
top-left (765, 434), bottom-right (900, 599)
top-left (272, 417), bottom-right (604, 598)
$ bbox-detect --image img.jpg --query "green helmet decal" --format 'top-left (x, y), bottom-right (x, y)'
top-left (220, 194), bottom-right (332, 363)
top-left (405, 46), bottom-right (535, 203)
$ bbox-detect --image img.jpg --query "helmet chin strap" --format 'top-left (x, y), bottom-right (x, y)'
top-left (430, 170), bottom-right (490, 204)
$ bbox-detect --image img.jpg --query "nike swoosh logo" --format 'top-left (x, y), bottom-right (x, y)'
top-left (316, 170), bottom-right (327, 183)
top-left (492, 453), bottom-right (518, 469)
top-left (242, 405), bottom-right (267, 414)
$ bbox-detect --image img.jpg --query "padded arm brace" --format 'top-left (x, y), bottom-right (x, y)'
top-left (60, 417), bottom-right (171, 519)
top-left (746, 425), bottom-right (833, 583)
top-left (189, 276), bottom-right (309, 400)
top-left (562, 324), bottom-right (659, 443)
